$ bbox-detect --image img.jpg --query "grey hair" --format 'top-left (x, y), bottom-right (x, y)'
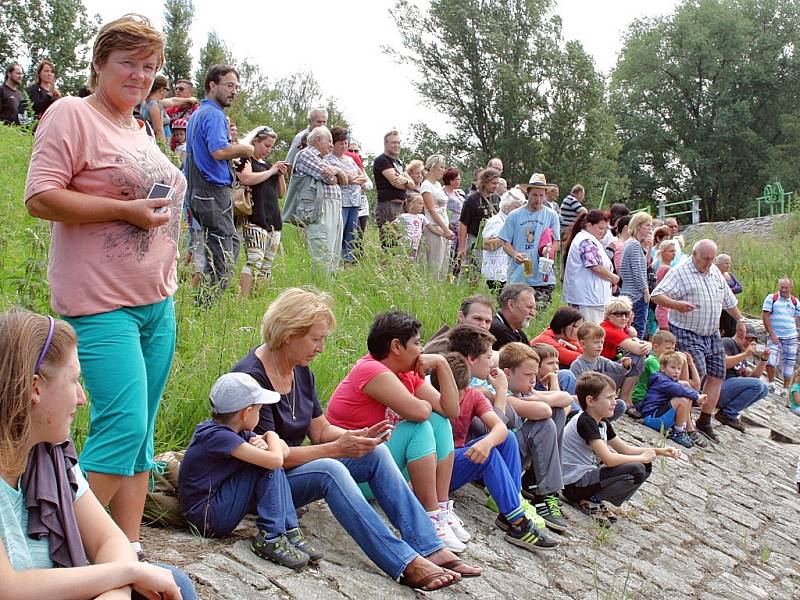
top-left (713, 253), bottom-right (731, 265)
top-left (498, 283), bottom-right (534, 309)
top-left (425, 154), bottom-right (446, 170)
top-left (307, 126), bottom-right (332, 146)
top-left (499, 191), bottom-right (525, 214)
top-left (307, 107), bottom-right (328, 122)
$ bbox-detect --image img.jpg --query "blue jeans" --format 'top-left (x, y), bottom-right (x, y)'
top-left (132, 564), bottom-right (198, 600)
top-left (718, 377), bottom-right (768, 418)
top-left (200, 464), bottom-right (298, 537)
top-left (341, 205), bottom-right (360, 261)
top-left (285, 443), bottom-right (443, 579)
top-left (632, 297), bottom-right (648, 341)
top-left (450, 433), bottom-right (521, 516)
top-left (558, 369), bottom-right (576, 394)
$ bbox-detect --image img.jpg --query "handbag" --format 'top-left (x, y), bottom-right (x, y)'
top-left (233, 182), bottom-right (253, 216)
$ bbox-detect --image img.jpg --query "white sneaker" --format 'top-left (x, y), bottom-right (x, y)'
top-left (444, 500), bottom-right (471, 543)
top-left (768, 382), bottom-right (778, 394)
top-left (430, 511), bottom-right (466, 553)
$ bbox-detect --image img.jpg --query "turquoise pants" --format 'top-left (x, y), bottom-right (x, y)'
top-left (65, 297), bottom-right (176, 476)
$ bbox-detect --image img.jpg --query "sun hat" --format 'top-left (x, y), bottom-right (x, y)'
top-left (521, 172), bottom-right (547, 191)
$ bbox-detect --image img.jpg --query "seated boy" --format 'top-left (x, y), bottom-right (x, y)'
top-left (498, 342), bottom-right (571, 533)
top-left (561, 372), bottom-right (681, 521)
top-left (632, 330), bottom-right (701, 410)
top-left (639, 351), bottom-right (706, 448)
top-left (179, 373), bottom-right (320, 570)
top-left (569, 323), bottom-right (630, 420)
top-left (441, 328), bottom-right (558, 551)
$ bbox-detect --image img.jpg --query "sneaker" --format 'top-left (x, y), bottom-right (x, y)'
top-left (564, 497), bottom-right (610, 524)
top-left (533, 494), bottom-right (569, 533)
top-left (443, 500), bottom-right (471, 543)
top-left (286, 528), bottom-right (323, 563)
top-left (504, 516), bottom-right (559, 552)
top-left (520, 498), bottom-right (548, 531)
top-left (251, 531), bottom-right (309, 570)
top-left (714, 411), bottom-right (746, 433)
top-left (599, 501), bottom-right (619, 524)
top-left (430, 512), bottom-right (466, 553)
top-left (667, 429), bottom-right (694, 448)
top-left (625, 405), bottom-right (643, 419)
top-left (688, 429), bottom-right (708, 448)
top-left (695, 421), bottom-right (720, 444)
top-left (767, 381), bottom-right (778, 394)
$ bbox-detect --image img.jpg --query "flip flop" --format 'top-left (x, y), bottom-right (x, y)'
top-left (438, 558), bottom-right (483, 578)
top-left (399, 569), bottom-right (460, 592)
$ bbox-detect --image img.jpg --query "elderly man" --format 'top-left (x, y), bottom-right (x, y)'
top-left (761, 277), bottom-right (800, 394)
top-left (286, 107), bottom-right (328, 168)
top-left (424, 294), bottom-right (495, 353)
top-left (373, 129), bottom-right (414, 245)
top-left (1, 62), bottom-right (23, 125)
top-left (662, 217), bottom-right (685, 265)
top-left (490, 284), bottom-right (537, 350)
top-left (651, 239), bottom-right (747, 443)
top-left (498, 173), bottom-right (561, 308)
top-left (165, 78), bottom-right (199, 126)
top-left (717, 324), bottom-right (770, 432)
top-left (185, 64), bottom-right (254, 298)
top-left (482, 188), bottom-right (526, 293)
top-left (559, 184), bottom-right (587, 238)
top-left (545, 183), bottom-right (561, 215)
top-left (285, 126), bottom-right (347, 274)
top-left (487, 157), bottom-right (503, 174)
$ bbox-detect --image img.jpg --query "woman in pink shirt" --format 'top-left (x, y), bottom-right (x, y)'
top-left (23, 15), bottom-right (185, 554)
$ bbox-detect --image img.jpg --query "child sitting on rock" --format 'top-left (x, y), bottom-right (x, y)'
top-left (639, 352), bottom-right (706, 448)
top-left (179, 373), bottom-right (320, 570)
top-left (790, 366), bottom-right (800, 416)
top-left (631, 330), bottom-right (701, 413)
top-left (570, 323), bottom-right (630, 420)
top-left (561, 372), bottom-right (681, 522)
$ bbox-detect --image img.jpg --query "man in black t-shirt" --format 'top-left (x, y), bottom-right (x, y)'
top-left (372, 129), bottom-right (414, 246)
top-left (716, 325), bottom-right (769, 432)
top-left (489, 284), bottom-right (536, 350)
top-left (1, 63), bottom-right (24, 125)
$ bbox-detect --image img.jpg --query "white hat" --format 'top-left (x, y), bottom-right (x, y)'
top-left (209, 372), bottom-right (280, 413)
top-left (523, 173), bottom-right (547, 189)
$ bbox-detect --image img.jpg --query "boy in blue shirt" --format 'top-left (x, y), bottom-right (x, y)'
top-left (179, 372), bottom-right (320, 570)
top-left (640, 352), bottom-right (707, 448)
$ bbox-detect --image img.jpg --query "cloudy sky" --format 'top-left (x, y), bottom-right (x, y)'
top-left (82, 0), bottom-right (678, 153)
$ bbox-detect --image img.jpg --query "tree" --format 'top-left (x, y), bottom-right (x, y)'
top-left (194, 31), bottom-right (232, 90)
top-left (611, 0), bottom-right (800, 219)
top-left (162, 0), bottom-right (194, 85)
top-left (2, 0), bottom-right (99, 95)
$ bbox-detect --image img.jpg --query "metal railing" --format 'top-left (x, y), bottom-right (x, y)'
top-left (658, 195), bottom-right (701, 224)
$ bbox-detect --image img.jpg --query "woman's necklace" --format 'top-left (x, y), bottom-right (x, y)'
top-left (89, 94), bottom-right (138, 131)
top-left (269, 350), bottom-right (297, 421)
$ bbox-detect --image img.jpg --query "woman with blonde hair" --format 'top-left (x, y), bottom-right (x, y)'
top-left (619, 211), bottom-right (653, 340)
top-left (24, 14), bottom-right (186, 552)
top-left (654, 240), bottom-right (679, 330)
top-left (405, 159), bottom-right (425, 195)
top-left (0, 308), bottom-right (196, 599)
top-left (230, 288), bottom-right (480, 590)
top-left (420, 154), bottom-right (454, 277)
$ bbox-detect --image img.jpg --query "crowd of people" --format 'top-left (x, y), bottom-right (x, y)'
top-left (3, 12), bottom-right (800, 598)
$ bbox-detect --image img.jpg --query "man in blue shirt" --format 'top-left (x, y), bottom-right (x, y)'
top-left (498, 174), bottom-right (561, 308)
top-left (185, 64), bottom-right (254, 298)
top-left (762, 277), bottom-right (800, 394)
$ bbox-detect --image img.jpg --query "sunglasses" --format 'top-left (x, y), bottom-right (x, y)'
top-left (256, 127), bottom-right (275, 137)
top-left (175, 86), bottom-right (187, 92)
top-left (610, 311), bottom-right (631, 317)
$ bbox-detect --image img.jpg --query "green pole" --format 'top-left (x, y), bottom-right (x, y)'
top-left (598, 181), bottom-right (609, 209)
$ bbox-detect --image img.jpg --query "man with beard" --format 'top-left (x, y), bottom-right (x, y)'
top-left (490, 284), bottom-right (538, 350)
top-left (185, 64), bottom-right (254, 297)
top-left (1, 63), bottom-right (23, 125)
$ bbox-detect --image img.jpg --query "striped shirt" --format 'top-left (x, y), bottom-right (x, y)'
top-left (293, 147), bottom-right (341, 200)
top-left (620, 239), bottom-right (648, 301)
top-left (559, 194), bottom-right (584, 230)
top-left (651, 259), bottom-right (737, 336)
top-left (762, 294), bottom-right (800, 338)
top-left (326, 153), bottom-right (362, 207)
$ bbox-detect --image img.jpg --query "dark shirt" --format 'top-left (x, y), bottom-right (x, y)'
top-left (178, 419), bottom-right (255, 523)
top-left (231, 350), bottom-right (323, 446)
top-left (373, 153), bottom-right (406, 202)
top-left (460, 190), bottom-right (499, 237)
top-left (236, 158), bottom-right (282, 231)
top-left (25, 84), bottom-right (56, 119)
top-left (721, 337), bottom-right (746, 379)
top-left (0, 83), bottom-right (22, 125)
top-left (576, 411), bottom-right (616, 443)
top-left (490, 312), bottom-right (529, 350)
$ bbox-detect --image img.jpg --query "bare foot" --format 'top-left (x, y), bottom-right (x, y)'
top-left (426, 548), bottom-right (483, 577)
top-left (400, 556), bottom-right (459, 591)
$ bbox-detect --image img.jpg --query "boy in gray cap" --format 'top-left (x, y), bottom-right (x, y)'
top-left (179, 372), bottom-right (321, 569)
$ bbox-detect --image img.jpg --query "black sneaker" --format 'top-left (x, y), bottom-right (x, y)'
top-left (286, 528), bottom-right (323, 563)
top-left (625, 405), bottom-right (643, 419)
top-left (251, 531), bottom-right (309, 570)
top-left (695, 421), bottom-right (720, 444)
top-left (503, 517), bottom-right (559, 552)
top-left (688, 429), bottom-right (707, 448)
top-left (714, 411), bottom-right (746, 433)
top-left (533, 494), bottom-right (569, 533)
top-left (599, 501), bottom-right (619, 524)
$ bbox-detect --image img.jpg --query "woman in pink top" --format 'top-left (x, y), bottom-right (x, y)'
top-left (327, 311), bottom-right (467, 552)
top-left (23, 16), bottom-right (185, 553)
top-left (654, 240), bottom-right (678, 330)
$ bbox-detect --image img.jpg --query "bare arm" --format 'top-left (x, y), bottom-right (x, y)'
top-left (211, 143), bottom-right (255, 161)
top-left (148, 103), bottom-right (166, 144)
top-left (422, 191), bottom-right (449, 230)
top-left (506, 395), bottom-right (552, 420)
top-left (381, 168), bottom-right (413, 190)
top-left (230, 434), bottom-right (284, 470)
top-left (589, 265), bottom-right (620, 285)
top-left (236, 161), bottom-right (280, 187)
top-left (463, 411), bottom-right (509, 464)
top-left (160, 96), bottom-right (198, 108)
top-left (361, 372), bottom-right (433, 422)
top-left (282, 415), bottom-right (390, 469)
top-left (593, 438), bottom-right (655, 467)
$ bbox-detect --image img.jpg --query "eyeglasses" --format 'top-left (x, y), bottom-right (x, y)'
top-left (175, 86), bottom-right (187, 92)
top-left (610, 311), bottom-right (631, 317)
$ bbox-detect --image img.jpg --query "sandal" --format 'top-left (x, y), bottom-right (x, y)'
top-left (438, 558), bottom-right (482, 578)
top-left (399, 569), bottom-right (460, 592)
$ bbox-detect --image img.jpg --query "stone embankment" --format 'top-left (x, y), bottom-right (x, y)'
top-left (681, 214), bottom-right (789, 240)
top-left (144, 389), bottom-right (800, 600)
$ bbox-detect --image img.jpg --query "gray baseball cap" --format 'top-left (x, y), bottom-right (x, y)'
top-left (209, 372), bottom-right (280, 413)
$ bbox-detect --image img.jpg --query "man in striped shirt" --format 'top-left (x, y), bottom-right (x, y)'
top-left (559, 184), bottom-right (587, 239)
top-left (651, 239), bottom-right (747, 443)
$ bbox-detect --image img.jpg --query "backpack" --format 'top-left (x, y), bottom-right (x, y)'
top-left (768, 293), bottom-right (799, 312)
top-left (143, 450), bottom-right (186, 528)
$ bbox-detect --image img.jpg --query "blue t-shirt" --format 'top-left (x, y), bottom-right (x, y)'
top-left (178, 419), bottom-right (255, 522)
top-left (185, 99), bottom-right (232, 186)
top-left (762, 294), bottom-right (800, 339)
top-left (231, 350), bottom-right (323, 446)
top-left (497, 205), bottom-right (560, 286)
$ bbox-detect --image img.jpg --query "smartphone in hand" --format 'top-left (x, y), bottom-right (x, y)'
top-left (148, 183), bottom-right (174, 214)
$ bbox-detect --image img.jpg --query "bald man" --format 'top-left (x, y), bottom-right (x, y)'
top-left (651, 239), bottom-right (747, 444)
